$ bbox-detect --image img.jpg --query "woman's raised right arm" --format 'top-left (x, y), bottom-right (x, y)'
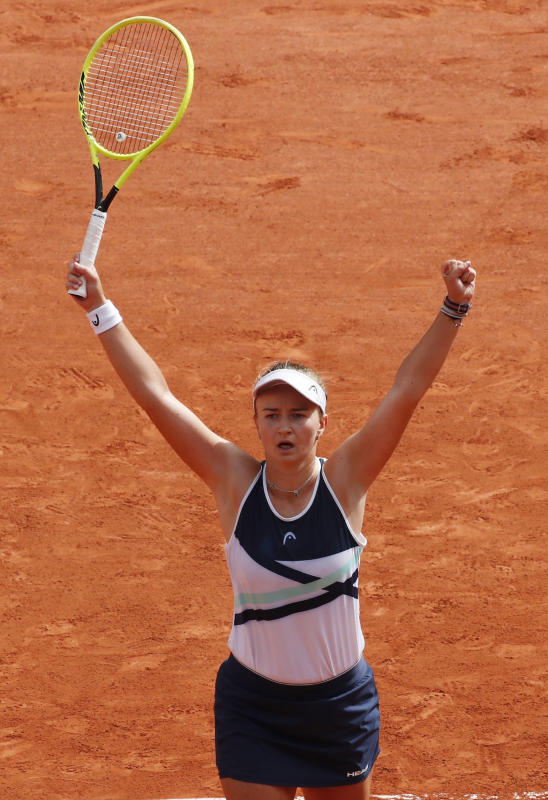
top-left (65, 256), bottom-right (256, 493)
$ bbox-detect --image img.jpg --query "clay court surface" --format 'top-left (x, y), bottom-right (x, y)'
top-left (2, 0), bottom-right (547, 798)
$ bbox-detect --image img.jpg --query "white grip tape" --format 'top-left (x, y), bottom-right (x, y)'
top-left (68, 209), bottom-right (108, 298)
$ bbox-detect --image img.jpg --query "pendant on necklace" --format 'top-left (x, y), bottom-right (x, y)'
top-left (266, 467), bottom-right (316, 497)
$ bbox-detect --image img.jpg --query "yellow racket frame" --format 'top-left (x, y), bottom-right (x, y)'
top-left (78, 16), bottom-right (194, 190)
top-left (69, 16), bottom-right (194, 298)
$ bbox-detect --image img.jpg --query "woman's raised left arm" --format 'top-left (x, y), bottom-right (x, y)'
top-left (327, 259), bottom-right (477, 496)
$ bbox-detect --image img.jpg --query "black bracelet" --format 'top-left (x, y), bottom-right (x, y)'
top-left (444, 295), bottom-right (472, 315)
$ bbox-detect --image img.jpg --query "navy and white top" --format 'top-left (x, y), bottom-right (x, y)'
top-left (225, 458), bottom-right (367, 684)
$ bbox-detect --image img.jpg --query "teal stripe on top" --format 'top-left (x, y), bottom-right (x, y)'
top-left (234, 547), bottom-right (361, 610)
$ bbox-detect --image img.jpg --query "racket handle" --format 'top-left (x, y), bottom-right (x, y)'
top-left (68, 209), bottom-right (108, 298)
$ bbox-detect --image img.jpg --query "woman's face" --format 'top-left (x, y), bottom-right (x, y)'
top-left (254, 384), bottom-right (326, 463)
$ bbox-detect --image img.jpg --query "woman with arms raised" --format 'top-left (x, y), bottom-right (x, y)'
top-left (66, 255), bottom-right (476, 800)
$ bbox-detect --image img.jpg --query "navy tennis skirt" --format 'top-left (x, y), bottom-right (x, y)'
top-left (214, 654), bottom-right (380, 788)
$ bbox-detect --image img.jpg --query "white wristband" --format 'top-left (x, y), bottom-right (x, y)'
top-left (86, 300), bottom-right (122, 335)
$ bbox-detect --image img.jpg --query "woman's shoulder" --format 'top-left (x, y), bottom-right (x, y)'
top-left (213, 444), bottom-right (262, 540)
top-left (222, 443), bottom-right (262, 489)
top-left (321, 449), bottom-right (367, 531)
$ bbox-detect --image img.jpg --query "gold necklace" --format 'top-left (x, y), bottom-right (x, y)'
top-left (266, 465), bottom-right (317, 497)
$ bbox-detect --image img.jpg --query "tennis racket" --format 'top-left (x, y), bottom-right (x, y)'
top-left (69, 16), bottom-right (194, 298)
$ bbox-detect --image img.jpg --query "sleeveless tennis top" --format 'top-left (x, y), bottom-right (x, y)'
top-left (225, 459), bottom-right (367, 684)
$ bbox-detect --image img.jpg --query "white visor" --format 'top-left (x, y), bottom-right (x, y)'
top-left (253, 368), bottom-right (327, 414)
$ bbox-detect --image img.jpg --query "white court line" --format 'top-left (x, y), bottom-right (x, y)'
top-left (170, 794), bottom-right (548, 800)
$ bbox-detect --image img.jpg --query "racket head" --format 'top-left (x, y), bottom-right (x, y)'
top-left (78, 17), bottom-right (194, 164)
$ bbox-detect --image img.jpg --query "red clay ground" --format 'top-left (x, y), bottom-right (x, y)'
top-left (1, 1), bottom-right (547, 798)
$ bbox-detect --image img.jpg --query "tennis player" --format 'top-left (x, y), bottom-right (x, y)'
top-left (66, 256), bottom-right (476, 800)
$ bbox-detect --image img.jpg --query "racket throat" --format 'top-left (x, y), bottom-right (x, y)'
top-left (97, 185), bottom-right (119, 212)
top-left (92, 164), bottom-right (118, 211)
top-left (93, 164), bottom-right (103, 207)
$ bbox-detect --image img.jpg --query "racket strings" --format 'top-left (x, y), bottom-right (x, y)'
top-left (84, 22), bottom-right (188, 154)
